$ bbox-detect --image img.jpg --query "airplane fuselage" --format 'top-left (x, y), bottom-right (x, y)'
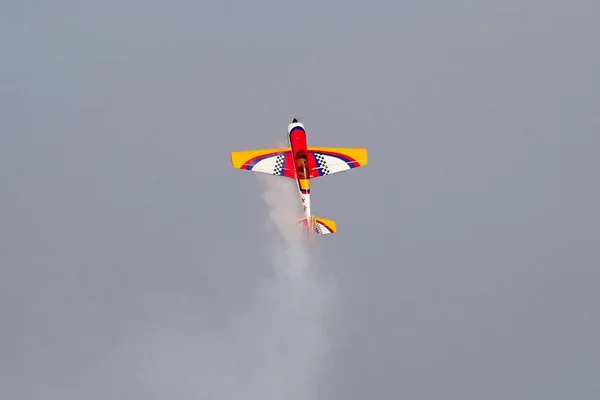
top-left (287, 121), bottom-right (313, 232)
top-left (230, 118), bottom-right (368, 237)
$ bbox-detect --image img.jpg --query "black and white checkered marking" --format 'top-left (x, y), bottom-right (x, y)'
top-left (316, 223), bottom-right (324, 234)
top-left (314, 153), bottom-right (330, 175)
top-left (273, 154), bottom-right (285, 175)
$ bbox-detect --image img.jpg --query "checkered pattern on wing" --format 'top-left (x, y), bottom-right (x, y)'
top-left (314, 153), bottom-right (330, 175)
top-left (273, 154), bottom-right (285, 175)
top-left (316, 223), bottom-right (324, 234)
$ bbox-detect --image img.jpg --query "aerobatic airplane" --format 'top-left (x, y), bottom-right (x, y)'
top-left (230, 118), bottom-right (368, 237)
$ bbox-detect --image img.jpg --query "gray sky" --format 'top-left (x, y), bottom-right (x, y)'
top-left (2, 0), bottom-right (600, 399)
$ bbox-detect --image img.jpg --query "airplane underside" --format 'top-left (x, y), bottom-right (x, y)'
top-left (230, 118), bottom-right (368, 236)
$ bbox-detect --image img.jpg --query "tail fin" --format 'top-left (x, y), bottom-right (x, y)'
top-left (295, 216), bottom-right (337, 235)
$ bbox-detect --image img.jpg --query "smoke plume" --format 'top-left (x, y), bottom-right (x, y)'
top-left (72, 173), bottom-right (337, 400)
top-left (243, 173), bottom-right (338, 400)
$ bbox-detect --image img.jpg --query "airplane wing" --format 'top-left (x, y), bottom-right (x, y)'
top-left (230, 148), bottom-right (295, 178)
top-left (307, 147), bottom-right (368, 178)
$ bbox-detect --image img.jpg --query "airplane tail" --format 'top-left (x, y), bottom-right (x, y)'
top-left (296, 216), bottom-right (337, 235)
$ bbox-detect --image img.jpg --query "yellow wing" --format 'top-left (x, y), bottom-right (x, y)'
top-left (230, 148), bottom-right (293, 177)
top-left (307, 147), bottom-right (368, 177)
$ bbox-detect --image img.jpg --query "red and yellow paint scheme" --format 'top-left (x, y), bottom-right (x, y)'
top-left (230, 118), bottom-right (368, 236)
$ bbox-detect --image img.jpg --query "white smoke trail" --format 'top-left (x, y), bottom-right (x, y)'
top-left (240, 173), bottom-right (338, 400)
top-left (73, 172), bottom-right (337, 400)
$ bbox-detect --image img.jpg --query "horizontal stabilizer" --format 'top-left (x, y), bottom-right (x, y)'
top-left (296, 216), bottom-right (337, 235)
top-left (314, 216), bottom-right (337, 234)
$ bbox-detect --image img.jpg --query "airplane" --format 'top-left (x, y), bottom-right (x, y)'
top-left (230, 118), bottom-right (368, 238)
